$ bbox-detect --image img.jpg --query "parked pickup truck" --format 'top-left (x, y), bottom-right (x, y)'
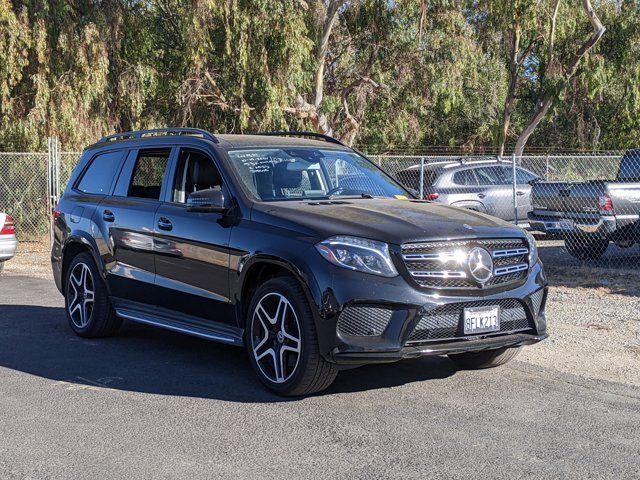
top-left (528, 149), bottom-right (640, 260)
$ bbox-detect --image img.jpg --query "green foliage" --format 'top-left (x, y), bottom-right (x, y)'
top-left (0, 0), bottom-right (638, 152)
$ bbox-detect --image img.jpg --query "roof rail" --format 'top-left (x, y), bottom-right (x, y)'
top-left (256, 131), bottom-right (345, 147)
top-left (97, 128), bottom-right (218, 144)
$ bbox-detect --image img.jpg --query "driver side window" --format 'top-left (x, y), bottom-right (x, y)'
top-left (171, 150), bottom-right (223, 204)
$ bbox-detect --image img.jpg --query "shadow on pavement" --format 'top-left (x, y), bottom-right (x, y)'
top-left (0, 304), bottom-right (458, 402)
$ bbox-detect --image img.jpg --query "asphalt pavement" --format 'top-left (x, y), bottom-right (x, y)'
top-left (1, 275), bottom-right (639, 479)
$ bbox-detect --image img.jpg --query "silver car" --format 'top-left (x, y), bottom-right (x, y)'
top-left (0, 213), bottom-right (18, 274)
top-left (397, 158), bottom-right (540, 225)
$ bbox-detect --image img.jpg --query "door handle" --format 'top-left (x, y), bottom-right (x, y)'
top-left (477, 193), bottom-right (486, 199)
top-left (516, 191), bottom-right (525, 196)
top-left (103, 210), bottom-right (115, 222)
top-left (157, 217), bottom-right (173, 231)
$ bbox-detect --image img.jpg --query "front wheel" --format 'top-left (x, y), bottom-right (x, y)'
top-left (246, 277), bottom-right (338, 396)
top-left (448, 346), bottom-right (521, 370)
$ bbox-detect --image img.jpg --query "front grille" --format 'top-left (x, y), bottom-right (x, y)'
top-left (407, 298), bottom-right (532, 344)
top-left (402, 238), bottom-right (530, 290)
top-left (337, 304), bottom-right (394, 337)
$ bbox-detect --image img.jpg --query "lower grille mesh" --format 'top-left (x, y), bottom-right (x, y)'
top-left (408, 299), bottom-right (532, 344)
top-left (530, 289), bottom-right (545, 317)
top-left (337, 304), bottom-right (393, 337)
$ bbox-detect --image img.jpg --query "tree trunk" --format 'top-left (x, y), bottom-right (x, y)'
top-left (498, 28), bottom-right (520, 157)
top-left (286, 0), bottom-right (346, 136)
top-left (513, 0), bottom-right (605, 156)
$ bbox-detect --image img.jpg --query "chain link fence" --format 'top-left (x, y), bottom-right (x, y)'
top-left (1, 141), bottom-right (638, 270)
top-left (374, 151), bottom-right (640, 268)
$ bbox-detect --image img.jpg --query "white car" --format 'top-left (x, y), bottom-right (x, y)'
top-left (0, 213), bottom-right (17, 274)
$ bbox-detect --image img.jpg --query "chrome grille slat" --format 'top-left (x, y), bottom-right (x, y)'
top-left (401, 238), bottom-right (530, 290)
top-left (494, 263), bottom-right (528, 276)
top-left (492, 247), bottom-right (529, 258)
top-left (409, 271), bottom-right (467, 278)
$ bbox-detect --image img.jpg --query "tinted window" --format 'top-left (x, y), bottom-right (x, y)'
top-left (128, 150), bottom-right (170, 200)
top-left (453, 169), bottom-right (479, 186)
top-left (172, 150), bottom-right (222, 203)
top-left (619, 150), bottom-right (640, 181)
top-left (76, 151), bottom-right (124, 194)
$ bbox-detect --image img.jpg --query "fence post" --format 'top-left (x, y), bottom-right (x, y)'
top-left (419, 157), bottom-right (425, 199)
top-left (512, 153), bottom-right (518, 225)
top-left (47, 136), bottom-right (60, 246)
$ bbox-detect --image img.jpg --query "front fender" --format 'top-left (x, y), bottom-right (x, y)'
top-left (450, 200), bottom-right (486, 213)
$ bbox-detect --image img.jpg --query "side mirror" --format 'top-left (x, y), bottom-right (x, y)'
top-left (187, 188), bottom-right (227, 213)
top-left (528, 178), bottom-right (540, 186)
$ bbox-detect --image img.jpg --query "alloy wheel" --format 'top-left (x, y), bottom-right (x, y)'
top-left (67, 262), bottom-right (95, 328)
top-left (250, 292), bottom-right (301, 384)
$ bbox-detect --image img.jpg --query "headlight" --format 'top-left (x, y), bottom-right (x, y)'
top-left (524, 230), bottom-right (538, 265)
top-left (315, 235), bottom-right (399, 277)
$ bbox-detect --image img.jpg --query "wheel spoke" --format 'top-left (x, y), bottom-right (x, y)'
top-left (251, 292), bottom-right (302, 384)
top-left (67, 262), bottom-right (94, 329)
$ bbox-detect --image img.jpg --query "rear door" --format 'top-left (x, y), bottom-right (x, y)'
top-left (473, 166), bottom-right (514, 220)
top-left (99, 147), bottom-right (173, 304)
top-left (152, 147), bottom-right (233, 322)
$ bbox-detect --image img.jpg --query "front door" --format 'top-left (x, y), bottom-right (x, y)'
top-left (153, 148), bottom-right (233, 322)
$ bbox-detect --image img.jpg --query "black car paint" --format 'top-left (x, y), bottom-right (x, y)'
top-left (52, 134), bottom-right (548, 364)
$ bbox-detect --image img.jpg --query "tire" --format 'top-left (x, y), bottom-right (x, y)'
top-left (64, 252), bottom-right (121, 338)
top-left (0, 261), bottom-right (4, 274)
top-left (245, 276), bottom-right (338, 396)
top-left (448, 346), bottom-right (521, 370)
top-left (565, 235), bottom-right (609, 261)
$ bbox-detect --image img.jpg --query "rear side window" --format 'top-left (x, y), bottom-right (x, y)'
top-left (128, 150), bottom-right (171, 200)
top-left (476, 167), bottom-right (507, 185)
top-left (453, 169), bottom-right (479, 186)
top-left (76, 151), bottom-right (124, 194)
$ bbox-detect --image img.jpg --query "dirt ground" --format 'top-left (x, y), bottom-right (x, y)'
top-left (4, 240), bottom-right (640, 388)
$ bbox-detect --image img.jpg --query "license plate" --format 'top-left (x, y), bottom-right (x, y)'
top-left (463, 306), bottom-right (500, 334)
top-left (545, 220), bottom-right (574, 231)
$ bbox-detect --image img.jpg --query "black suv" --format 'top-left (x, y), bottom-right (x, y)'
top-left (52, 129), bottom-right (548, 395)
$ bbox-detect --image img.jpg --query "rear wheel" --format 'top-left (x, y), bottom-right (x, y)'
top-left (448, 346), bottom-right (520, 369)
top-left (64, 252), bottom-right (121, 337)
top-left (246, 277), bottom-right (338, 396)
top-left (565, 234), bottom-right (609, 261)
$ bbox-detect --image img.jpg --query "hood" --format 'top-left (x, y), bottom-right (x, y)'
top-left (252, 198), bottom-right (525, 245)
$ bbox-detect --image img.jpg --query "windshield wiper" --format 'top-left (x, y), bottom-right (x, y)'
top-left (327, 193), bottom-right (375, 199)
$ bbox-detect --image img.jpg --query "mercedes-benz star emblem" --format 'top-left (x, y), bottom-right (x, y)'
top-left (467, 247), bottom-right (493, 283)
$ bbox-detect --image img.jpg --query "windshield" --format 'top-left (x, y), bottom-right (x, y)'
top-left (226, 148), bottom-right (410, 201)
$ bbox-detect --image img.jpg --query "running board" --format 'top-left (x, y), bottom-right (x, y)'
top-left (114, 305), bottom-right (244, 346)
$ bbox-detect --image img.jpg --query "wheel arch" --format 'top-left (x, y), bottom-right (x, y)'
top-left (236, 255), bottom-right (322, 329)
top-left (61, 234), bottom-right (107, 293)
top-left (450, 200), bottom-right (486, 213)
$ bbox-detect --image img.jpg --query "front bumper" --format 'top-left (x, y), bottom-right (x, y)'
top-left (331, 333), bottom-right (547, 364)
top-left (317, 262), bottom-right (548, 365)
top-left (0, 235), bottom-right (18, 260)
